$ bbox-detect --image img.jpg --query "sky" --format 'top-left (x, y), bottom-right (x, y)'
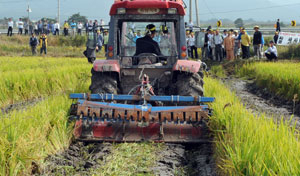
top-left (0, 0), bottom-right (300, 23)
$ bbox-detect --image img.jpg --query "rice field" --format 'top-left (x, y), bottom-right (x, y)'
top-left (237, 61), bottom-right (300, 101)
top-left (1, 56), bottom-right (300, 175)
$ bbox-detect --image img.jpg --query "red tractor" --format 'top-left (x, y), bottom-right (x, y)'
top-left (70, 0), bottom-right (214, 143)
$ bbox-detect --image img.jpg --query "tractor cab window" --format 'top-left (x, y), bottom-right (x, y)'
top-left (120, 22), bottom-right (178, 57)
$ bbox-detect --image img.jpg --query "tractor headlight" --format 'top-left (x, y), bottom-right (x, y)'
top-left (117, 8), bottom-right (126, 14)
top-left (168, 8), bottom-right (177, 14)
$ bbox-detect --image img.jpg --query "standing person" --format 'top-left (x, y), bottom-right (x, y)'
top-left (265, 41), bottom-right (277, 61)
top-left (43, 20), bottom-right (48, 34)
top-left (38, 20), bottom-right (43, 35)
top-left (214, 30), bottom-right (223, 62)
top-left (7, 18), bottom-right (14, 36)
top-left (24, 21), bottom-right (29, 35)
top-left (222, 30), bottom-right (228, 58)
top-left (253, 26), bottom-right (262, 59)
top-left (29, 22), bottom-right (33, 35)
top-left (84, 27), bottom-right (97, 63)
top-left (274, 32), bottom-right (279, 44)
top-left (96, 30), bottom-right (103, 52)
top-left (85, 20), bottom-right (89, 35)
top-left (276, 19), bottom-right (281, 32)
top-left (39, 33), bottom-right (48, 55)
top-left (63, 21), bottom-right (69, 36)
top-left (224, 31), bottom-right (235, 61)
top-left (241, 29), bottom-right (251, 59)
top-left (233, 30), bottom-right (240, 59)
top-left (186, 31), bottom-right (191, 57)
top-left (93, 20), bottom-right (99, 32)
top-left (208, 30), bottom-right (215, 61)
top-left (103, 30), bottom-right (109, 54)
top-left (54, 21), bottom-right (60, 35)
top-left (29, 33), bottom-right (39, 55)
top-left (77, 22), bottom-right (83, 35)
top-left (70, 20), bottom-right (77, 36)
top-left (202, 29), bottom-right (209, 60)
top-left (34, 23), bottom-right (39, 35)
top-left (187, 32), bottom-right (198, 59)
top-left (17, 18), bottom-right (24, 35)
top-left (99, 19), bottom-right (105, 32)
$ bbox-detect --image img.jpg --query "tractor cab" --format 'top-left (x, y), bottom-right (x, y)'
top-left (106, 0), bottom-right (188, 67)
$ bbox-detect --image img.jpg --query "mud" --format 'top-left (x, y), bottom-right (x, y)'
top-left (39, 141), bottom-right (112, 176)
top-left (224, 77), bottom-right (300, 129)
top-left (152, 138), bottom-right (216, 176)
top-left (0, 98), bottom-right (44, 116)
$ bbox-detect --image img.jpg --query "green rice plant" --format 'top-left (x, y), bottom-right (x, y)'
top-left (97, 143), bottom-right (162, 176)
top-left (0, 95), bottom-right (73, 175)
top-left (0, 57), bottom-right (91, 108)
top-left (210, 65), bottom-right (226, 78)
top-left (237, 61), bottom-right (300, 101)
top-left (205, 77), bottom-right (300, 175)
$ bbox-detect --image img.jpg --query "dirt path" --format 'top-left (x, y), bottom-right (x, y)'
top-left (224, 77), bottom-right (300, 129)
top-left (39, 141), bottom-right (112, 176)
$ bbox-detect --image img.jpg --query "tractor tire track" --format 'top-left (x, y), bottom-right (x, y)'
top-left (39, 141), bottom-right (112, 176)
top-left (151, 129), bottom-right (216, 176)
top-left (224, 77), bottom-right (300, 129)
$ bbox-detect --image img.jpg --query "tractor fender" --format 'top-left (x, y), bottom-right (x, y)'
top-left (172, 60), bottom-right (202, 73)
top-left (93, 60), bottom-right (121, 74)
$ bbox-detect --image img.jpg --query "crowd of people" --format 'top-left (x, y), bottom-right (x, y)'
top-left (186, 25), bottom-right (279, 61)
top-left (6, 18), bottom-right (106, 37)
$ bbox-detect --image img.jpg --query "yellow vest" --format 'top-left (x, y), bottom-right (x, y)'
top-left (241, 33), bottom-right (251, 46)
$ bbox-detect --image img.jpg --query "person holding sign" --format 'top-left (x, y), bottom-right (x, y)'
top-left (265, 41), bottom-right (277, 61)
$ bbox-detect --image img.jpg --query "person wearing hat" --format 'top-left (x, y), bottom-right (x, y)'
top-left (274, 32), bottom-right (279, 44)
top-left (265, 40), bottom-right (277, 61)
top-left (134, 24), bottom-right (162, 57)
top-left (253, 25), bottom-right (262, 59)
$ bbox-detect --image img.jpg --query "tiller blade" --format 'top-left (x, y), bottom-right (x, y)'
top-left (70, 94), bottom-right (214, 143)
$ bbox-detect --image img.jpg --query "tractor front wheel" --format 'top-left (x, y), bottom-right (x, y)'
top-left (89, 69), bottom-right (118, 94)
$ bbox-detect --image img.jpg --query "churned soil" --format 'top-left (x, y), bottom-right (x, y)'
top-left (39, 142), bottom-right (112, 176)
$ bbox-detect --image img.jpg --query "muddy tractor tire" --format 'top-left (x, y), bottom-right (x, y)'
top-left (175, 72), bottom-right (204, 97)
top-left (89, 69), bottom-right (118, 94)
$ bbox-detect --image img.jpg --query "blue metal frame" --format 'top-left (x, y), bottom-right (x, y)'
top-left (70, 93), bottom-right (215, 103)
top-left (77, 99), bottom-right (209, 112)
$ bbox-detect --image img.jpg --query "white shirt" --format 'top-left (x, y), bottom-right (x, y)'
top-left (214, 34), bottom-right (223, 45)
top-left (265, 46), bottom-right (277, 56)
top-left (34, 24), bottom-right (38, 30)
top-left (54, 23), bottom-right (60, 29)
top-left (100, 20), bottom-right (105, 26)
top-left (208, 34), bottom-right (214, 47)
top-left (77, 23), bottom-right (83, 29)
top-left (8, 21), bottom-right (14, 28)
top-left (17, 21), bottom-right (24, 28)
top-left (187, 36), bottom-right (195, 46)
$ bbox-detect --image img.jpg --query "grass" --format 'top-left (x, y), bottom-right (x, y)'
top-left (0, 56), bottom-right (91, 175)
top-left (237, 61), bottom-right (300, 101)
top-left (0, 35), bottom-right (105, 58)
top-left (97, 143), bottom-right (162, 176)
top-left (205, 77), bottom-right (300, 175)
top-left (0, 95), bottom-right (74, 175)
top-left (0, 57), bottom-right (91, 108)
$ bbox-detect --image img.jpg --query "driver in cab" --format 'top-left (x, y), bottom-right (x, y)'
top-left (135, 24), bottom-right (162, 56)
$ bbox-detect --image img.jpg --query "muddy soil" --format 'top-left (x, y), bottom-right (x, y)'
top-left (224, 77), bottom-right (300, 129)
top-left (152, 131), bottom-right (216, 176)
top-left (38, 141), bottom-right (112, 176)
top-left (0, 98), bottom-right (44, 116)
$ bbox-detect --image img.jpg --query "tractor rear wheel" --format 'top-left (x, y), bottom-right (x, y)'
top-left (89, 69), bottom-right (118, 94)
top-left (175, 72), bottom-right (204, 97)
